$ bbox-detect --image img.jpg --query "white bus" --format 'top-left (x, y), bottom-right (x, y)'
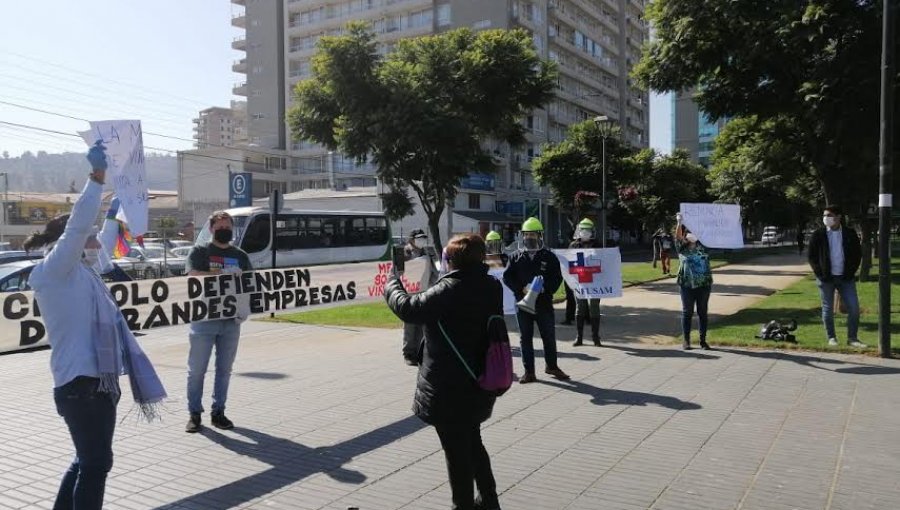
top-left (195, 207), bottom-right (391, 268)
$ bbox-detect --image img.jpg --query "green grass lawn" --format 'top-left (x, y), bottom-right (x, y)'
top-left (704, 259), bottom-right (900, 354)
top-left (268, 247), bottom-right (794, 329)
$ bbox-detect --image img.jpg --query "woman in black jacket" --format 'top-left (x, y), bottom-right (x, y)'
top-left (386, 233), bottom-right (502, 510)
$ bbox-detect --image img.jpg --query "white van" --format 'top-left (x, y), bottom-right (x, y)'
top-left (761, 226), bottom-right (780, 245)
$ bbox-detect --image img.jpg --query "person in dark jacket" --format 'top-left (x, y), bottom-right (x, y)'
top-left (503, 217), bottom-right (570, 383)
top-left (386, 234), bottom-right (502, 510)
top-left (569, 218), bottom-right (602, 346)
top-left (807, 205), bottom-right (866, 348)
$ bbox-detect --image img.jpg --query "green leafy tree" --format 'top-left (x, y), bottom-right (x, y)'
top-left (532, 120), bottom-right (632, 235)
top-left (287, 23), bottom-right (556, 253)
top-left (617, 148), bottom-right (711, 234)
top-left (634, 0), bottom-right (889, 211)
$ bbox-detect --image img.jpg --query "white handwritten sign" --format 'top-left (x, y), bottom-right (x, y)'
top-left (79, 120), bottom-right (149, 235)
top-left (679, 203), bottom-right (744, 249)
top-left (553, 248), bottom-right (623, 299)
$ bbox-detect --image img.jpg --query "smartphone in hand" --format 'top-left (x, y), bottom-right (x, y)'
top-left (391, 245), bottom-right (406, 274)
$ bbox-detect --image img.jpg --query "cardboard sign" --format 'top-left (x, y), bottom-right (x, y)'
top-left (79, 120), bottom-right (150, 235)
top-left (679, 203), bottom-right (744, 249)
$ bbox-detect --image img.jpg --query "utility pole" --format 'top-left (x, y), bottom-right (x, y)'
top-left (878, 0), bottom-right (896, 358)
top-left (0, 173), bottom-right (7, 244)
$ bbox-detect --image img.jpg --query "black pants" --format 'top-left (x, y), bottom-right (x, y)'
top-left (53, 376), bottom-right (117, 510)
top-left (564, 283), bottom-right (576, 321)
top-left (434, 423), bottom-right (498, 510)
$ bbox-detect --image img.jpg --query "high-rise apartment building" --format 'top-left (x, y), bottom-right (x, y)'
top-left (204, 0), bottom-right (649, 242)
top-left (672, 90), bottom-right (728, 168)
top-left (192, 101), bottom-right (248, 149)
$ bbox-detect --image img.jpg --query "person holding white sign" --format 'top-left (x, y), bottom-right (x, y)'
top-left (25, 142), bottom-right (166, 510)
top-left (569, 219), bottom-right (602, 346)
top-left (184, 211), bottom-right (253, 433)
top-left (674, 213), bottom-right (713, 350)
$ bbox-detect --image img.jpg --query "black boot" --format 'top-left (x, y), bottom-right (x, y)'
top-left (683, 338), bottom-right (692, 350)
top-left (574, 316), bottom-right (584, 346)
top-left (591, 318), bottom-right (601, 346)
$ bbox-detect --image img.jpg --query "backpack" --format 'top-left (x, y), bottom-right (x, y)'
top-left (756, 319), bottom-right (798, 342)
top-left (438, 315), bottom-right (514, 397)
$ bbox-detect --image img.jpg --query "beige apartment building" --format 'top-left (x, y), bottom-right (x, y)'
top-left (180, 0), bottom-right (648, 244)
top-left (192, 101), bottom-right (248, 149)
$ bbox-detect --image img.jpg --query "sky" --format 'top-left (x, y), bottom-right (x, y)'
top-left (0, 1), bottom-right (671, 158)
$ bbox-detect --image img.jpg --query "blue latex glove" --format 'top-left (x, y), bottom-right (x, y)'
top-left (106, 196), bottom-right (120, 220)
top-left (530, 275), bottom-right (544, 293)
top-left (86, 141), bottom-right (108, 171)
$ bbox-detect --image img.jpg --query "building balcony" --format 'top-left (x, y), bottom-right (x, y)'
top-left (233, 82), bottom-right (248, 96)
top-left (232, 0), bottom-right (245, 5)
top-left (232, 11), bottom-right (247, 28)
top-left (232, 36), bottom-right (246, 51)
top-left (232, 58), bottom-right (247, 73)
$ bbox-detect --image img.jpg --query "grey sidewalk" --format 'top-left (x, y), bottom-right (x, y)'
top-left (1, 255), bottom-right (899, 510)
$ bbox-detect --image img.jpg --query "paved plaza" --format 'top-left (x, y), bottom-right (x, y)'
top-left (0, 255), bottom-right (898, 510)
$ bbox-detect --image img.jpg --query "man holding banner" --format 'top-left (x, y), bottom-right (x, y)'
top-left (184, 211), bottom-right (253, 433)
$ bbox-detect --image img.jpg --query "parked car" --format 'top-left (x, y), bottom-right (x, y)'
top-left (0, 251), bottom-right (45, 264)
top-left (170, 246), bottom-right (193, 258)
top-left (0, 260), bottom-right (132, 291)
top-left (114, 246), bottom-right (187, 279)
top-left (761, 226), bottom-right (781, 245)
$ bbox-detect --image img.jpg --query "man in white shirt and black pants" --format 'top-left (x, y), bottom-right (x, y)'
top-left (807, 205), bottom-right (866, 348)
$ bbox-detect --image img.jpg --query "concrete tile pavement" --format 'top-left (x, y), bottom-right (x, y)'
top-left (1, 253), bottom-right (899, 509)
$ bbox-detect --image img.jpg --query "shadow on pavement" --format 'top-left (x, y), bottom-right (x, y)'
top-left (713, 348), bottom-right (900, 375)
top-left (540, 379), bottom-right (702, 410)
top-left (602, 344), bottom-right (720, 360)
top-left (235, 371), bottom-right (289, 380)
top-left (154, 415), bottom-right (425, 509)
top-left (510, 346), bottom-right (601, 362)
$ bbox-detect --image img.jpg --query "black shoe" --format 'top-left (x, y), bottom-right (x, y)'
top-left (403, 357), bottom-right (418, 366)
top-left (683, 340), bottom-right (692, 351)
top-left (573, 338), bottom-right (583, 346)
top-left (185, 413), bottom-right (202, 433)
top-left (211, 412), bottom-right (234, 430)
top-left (699, 340), bottom-right (711, 350)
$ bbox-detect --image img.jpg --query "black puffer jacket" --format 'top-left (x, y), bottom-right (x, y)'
top-left (386, 266), bottom-right (501, 425)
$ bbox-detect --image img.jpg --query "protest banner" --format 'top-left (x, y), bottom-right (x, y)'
top-left (679, 203), bottom-right (744, 249)
top-left (552, 248), bottom-right (623, 299)
top-left (0, 258), bottom-right (429, 354)
top-left (79, 120), bottom-right (150, 235)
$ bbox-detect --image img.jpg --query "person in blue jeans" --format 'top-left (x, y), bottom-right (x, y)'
top-left (503, 217), bottom-right (570, 383)
top-left (674, 214), bottom-right (713, 351)
top-left (806, 205), bottom-right (865, 348)
top-left (25, 143), bottom-right (166, 510)
top-left (185, 211), bottom-right (252, 433)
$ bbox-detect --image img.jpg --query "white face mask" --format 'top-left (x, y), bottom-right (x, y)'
top-left (83, 248), bottom-right (101, 269)
top-left (823, 216), bottom-right (837, 228)
top-left (685, 233), bottom-right (698, 243)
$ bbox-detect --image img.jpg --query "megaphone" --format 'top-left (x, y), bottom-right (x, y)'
top-left (517, 276), bottom-right (544, 315)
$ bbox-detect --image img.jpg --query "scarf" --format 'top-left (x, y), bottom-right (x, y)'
top-left (90, 271), bottom-right (167, 421)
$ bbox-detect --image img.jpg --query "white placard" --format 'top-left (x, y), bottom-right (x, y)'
top-left (553, 248), bottom-right (623, 299)
top-left (488, 267), bottom-right (517, 315)
top-left (79, 120), bottom-right (150, 235)
top-left (679, 203), bottom-right (744, 249)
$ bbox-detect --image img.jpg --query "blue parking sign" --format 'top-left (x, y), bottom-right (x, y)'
top-left (229, 172), bottom-right (252, 207)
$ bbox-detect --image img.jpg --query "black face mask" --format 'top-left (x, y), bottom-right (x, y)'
top-left (213, 229), bottom-right (233, 244)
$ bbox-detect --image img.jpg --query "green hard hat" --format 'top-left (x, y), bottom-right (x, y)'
top-left (485, 231), bottom-right (502, 241)
top-left (577, 218), bottom-right (595, 229)
top-left (522, 217), bottom-right (544, 232)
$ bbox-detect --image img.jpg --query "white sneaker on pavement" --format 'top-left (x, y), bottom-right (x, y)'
top-left (828, 338), bottom-right (838, 346)
top-left (848, 340), bottom-right (868, 348)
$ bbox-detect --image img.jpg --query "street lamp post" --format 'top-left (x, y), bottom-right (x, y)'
top-left (594, 116), bottom-right (610, 248)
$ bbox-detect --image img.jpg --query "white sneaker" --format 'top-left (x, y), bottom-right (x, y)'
top-left (848, 340), bottom-right (868, 348)
top-left (828, 338), bottom-right (838, 346)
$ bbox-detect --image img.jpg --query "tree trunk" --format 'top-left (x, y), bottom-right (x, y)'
top-left (427, 204), bottom-right (444, 257)
top-left (859, 218), bottom-right (874, 281)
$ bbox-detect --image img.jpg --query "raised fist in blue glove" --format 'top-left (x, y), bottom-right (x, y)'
top-left (86, 141), bottom-right (108, 171)
top-left (530, 275), bottom-right (544, 293)
top-left (106, 196), bottom-right (120, 220)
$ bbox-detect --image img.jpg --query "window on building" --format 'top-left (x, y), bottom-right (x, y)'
top-left (472, 19), bottom-right (491, 30)
top-left (436, 4), bottom-right (451, 26)
top-left (468, 193), bottom-right (481, 210)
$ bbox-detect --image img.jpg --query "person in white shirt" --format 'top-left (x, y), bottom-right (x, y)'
top-left (806, 205), bottom-right (865, 348)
